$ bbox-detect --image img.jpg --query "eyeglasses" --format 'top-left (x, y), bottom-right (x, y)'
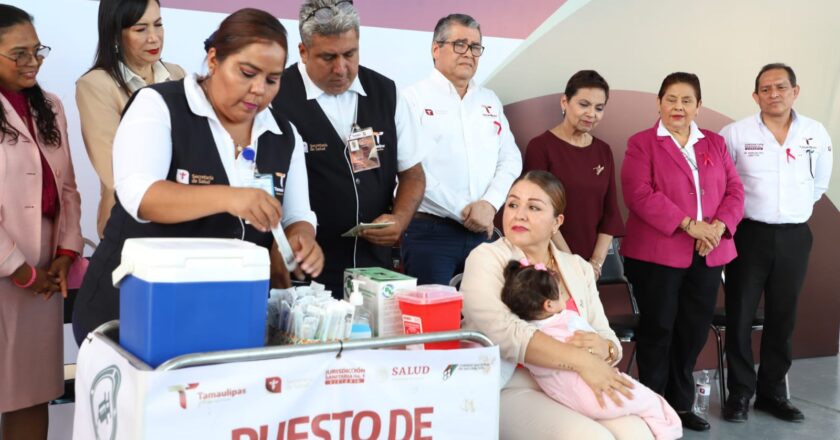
top-left (437, 40), bottom-right (485, 57)
top-left (0, 45), bottom-right (51, 66)
top-left (303, 0), bottom-right (354, 24)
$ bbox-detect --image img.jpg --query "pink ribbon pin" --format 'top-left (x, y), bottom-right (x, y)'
top-left (786, 148), bottom-right (796, 163)
top-left (493, 121), bottom-right (502, 135)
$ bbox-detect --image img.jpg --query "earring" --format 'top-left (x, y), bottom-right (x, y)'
top-left (562, 109), bottom-right (566, 117)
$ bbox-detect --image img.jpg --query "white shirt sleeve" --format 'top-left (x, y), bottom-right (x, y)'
top-left (393, 90), bottom-right (425, 172)
top-left (480, 100), bottom-right (522, 210)
top-left (813, 124), bottom-right (834, 202)
top-left (113, 88), bottom-right (173, 222)
top-left (280, 123), bottom-right (318, 230)
top-left (719, 123), bottom-right (738, 164)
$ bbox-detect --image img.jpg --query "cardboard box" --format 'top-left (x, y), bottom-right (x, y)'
top-left (344, 268), bottom-right (417, 337)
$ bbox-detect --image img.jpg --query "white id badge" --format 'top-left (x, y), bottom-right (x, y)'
top-left (347, 127), bottom-right (380, 173)
top-left (245, 174), bottom-right (297, 272)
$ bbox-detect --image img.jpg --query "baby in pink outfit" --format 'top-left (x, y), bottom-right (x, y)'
top-left (501, 260), bottom-right (682, 440)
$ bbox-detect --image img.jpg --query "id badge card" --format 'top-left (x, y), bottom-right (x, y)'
top-left (347, 127), bottom-right (381, 173)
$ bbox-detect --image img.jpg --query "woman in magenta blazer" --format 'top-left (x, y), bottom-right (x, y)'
top-left (620, 72), bottom-right (743, 432)
top-left (0, 6), bottom-right (83, 439)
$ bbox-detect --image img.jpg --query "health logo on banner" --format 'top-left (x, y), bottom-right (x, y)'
top-left (265, 377), bottom-right (282, 394)
top-left (89, 365), bottom-right (121, 440)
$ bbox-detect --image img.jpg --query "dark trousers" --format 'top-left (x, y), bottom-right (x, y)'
top-left (724, 220), bottom-right (812, 399)
top-left (625, 253), bottom-right (723, 411)
top-left (400, 215), bottom-right (489, 286)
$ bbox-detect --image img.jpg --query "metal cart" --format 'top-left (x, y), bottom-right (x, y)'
top-left (73, 321), bottom-right (501, 439)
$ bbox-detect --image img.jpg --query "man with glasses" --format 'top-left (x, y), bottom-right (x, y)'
top-left (720, 63), bottom-right (833, 423)
top-left (400, 14), bottom-right (521, 285)
top-left (272, 0), bottom-right (425, 297)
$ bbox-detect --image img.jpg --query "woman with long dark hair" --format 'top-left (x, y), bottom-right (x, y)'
top-left (76, 0), bottom-right (186, 237)
top-left (0, 5), bottom-right (83, 438)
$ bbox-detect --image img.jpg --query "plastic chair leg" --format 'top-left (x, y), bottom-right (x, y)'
top-left (624, 344), bottom-right (637, 376)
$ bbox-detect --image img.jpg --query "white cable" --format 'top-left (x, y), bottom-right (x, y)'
top-left (343, 142), bottom-right (360, 269)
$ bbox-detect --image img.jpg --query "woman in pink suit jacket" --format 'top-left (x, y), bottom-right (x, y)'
top-left (0, 6), bottom-right (83, 439)
top-left (620, 72), bottom-right (743, 432)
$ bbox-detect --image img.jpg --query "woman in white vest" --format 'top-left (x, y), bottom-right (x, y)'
top-left (73, 8), bottom-right (324, 345)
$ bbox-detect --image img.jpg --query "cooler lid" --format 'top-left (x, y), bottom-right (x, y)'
top-left (396, 285), bottom-right (463, 305)
top-left (112, 238), bottom-right (270, 286)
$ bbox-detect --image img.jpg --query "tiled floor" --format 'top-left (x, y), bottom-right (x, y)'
top-left (683, 356), bottom-right (840, 440)
top-left (31, 344), bottom-right (840, 439)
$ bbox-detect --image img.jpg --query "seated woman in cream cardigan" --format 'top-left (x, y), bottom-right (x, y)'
top-left (461, 171), bottom-right (654, 440)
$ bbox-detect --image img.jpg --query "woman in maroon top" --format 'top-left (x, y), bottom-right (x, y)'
top-left (523, 70), bottom-right (623, 278)
top-left (0, 6), bottom-right (84, 439)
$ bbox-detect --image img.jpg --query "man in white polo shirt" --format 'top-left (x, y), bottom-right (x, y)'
top-left (401, 13), bottom-right (522, 285)
top-left (720, 63), bottom-right (833, 423)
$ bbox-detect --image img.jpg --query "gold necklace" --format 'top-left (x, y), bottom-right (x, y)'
top-left (529, 248), bottom-right (557, 272)
top-left (200, 79), bottom-right (249, 158)
top-left (546, 251), bottom-right (558, 273)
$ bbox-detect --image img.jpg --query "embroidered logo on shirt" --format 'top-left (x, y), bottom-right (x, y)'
top-left (190, 174), bottom-right (215, 185)
top-left (309, 143), bottom-right (328, 152)
top-left (176, 169), bottom-right (190, 184)
top-left (481, 105), bottom-right (498, 117)
top-left (594, 165), bottom-right (604, 175)
top-left (274, 172), bottom-right (286, 196)
top-left (744, 143), bottom-right (764, 157)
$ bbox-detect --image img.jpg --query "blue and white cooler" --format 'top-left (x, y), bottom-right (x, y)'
top-left (112, 238), bottom-right (270, 367)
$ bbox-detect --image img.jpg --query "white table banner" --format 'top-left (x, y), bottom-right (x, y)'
top-left (74, 336), bottom-right (500, 439)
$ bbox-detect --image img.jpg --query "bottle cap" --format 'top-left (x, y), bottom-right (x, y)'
top-left (350, 279), bottom-right (364, 306)
top-left (241, 147), bottom-right (256, 162)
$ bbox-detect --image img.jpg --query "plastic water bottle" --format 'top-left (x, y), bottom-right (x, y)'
top-left (348, 280), bottom-right (372, 339)
top-left (693, 370), bottom-right (711, 415)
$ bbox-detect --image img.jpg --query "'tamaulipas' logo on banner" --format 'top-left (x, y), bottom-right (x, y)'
top-left (168, 382), bottom-right (247, 409)
top-left (168, 383), bottom-right (199, 409)
top-left (90, 365), bottom-right (121, 440)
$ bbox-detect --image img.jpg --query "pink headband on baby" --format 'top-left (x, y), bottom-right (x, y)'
top-left (519, 258), bottom-right (547, 271)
